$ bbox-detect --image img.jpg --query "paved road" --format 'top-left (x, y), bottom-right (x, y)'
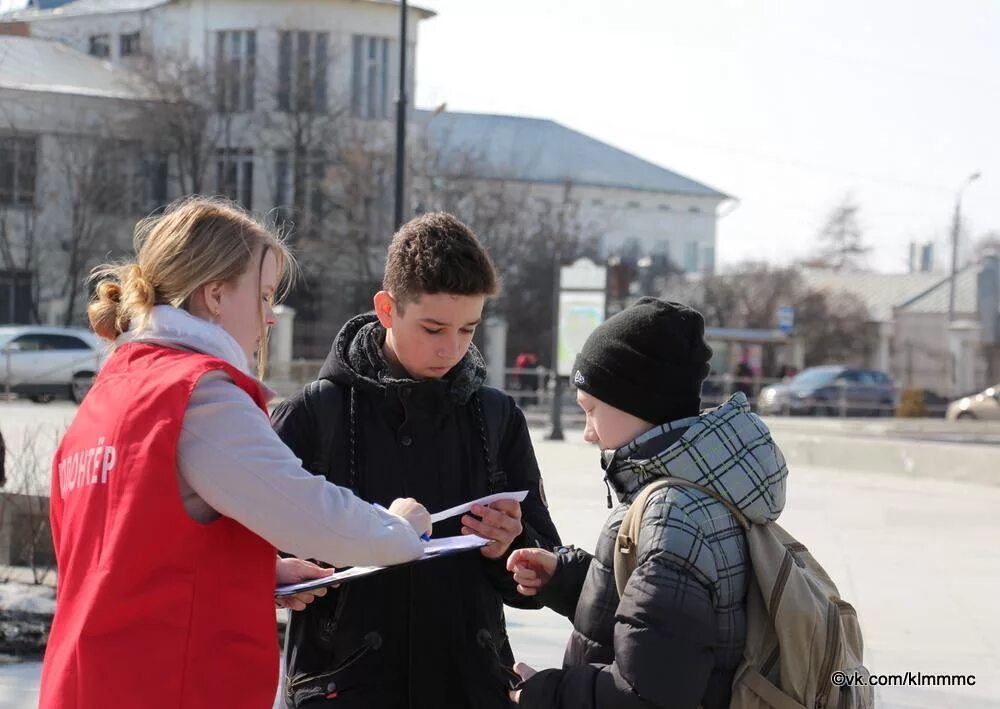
top-left (511, 432), bottom-right (1000, 708)
top-left (0, 401), bottom-right (76, 494)
top-left (1, 407), bottom-right (998, 707)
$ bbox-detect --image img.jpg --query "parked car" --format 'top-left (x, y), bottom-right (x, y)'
top-left (757, 365), bottom-right (897, 417)
top-left (946, 384), bottom-right (1000, 421)
top-left (0, 326), bottom-right (104, 404)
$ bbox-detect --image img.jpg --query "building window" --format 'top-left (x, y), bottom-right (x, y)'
top-left (216, 149), bottom-right (254, 208)
top-left (351, 35), bottom-right (392, 119)
top-left (658, 203), bottom-right (671, 211)
top-left (119, 32), bottom-right (141, 57)
top-left (274, 149), bottom-right (332, 227)
top-left (93, 144), bottom-right (166, 215)
top-left (0, 136), bottom-right (37, 207)
top-left (688, 205), bottom-right (702, 214)
top-left (89, 34), bottom-right (110, 58)
top-left (684, 241), bottom-right (699, 272)
top-left (215, 30), bottom-right (256, 113)
top-left (703, 246), bottom-right (716, 273)
top-left (278, 31), bottom-right (330, 113)
top-left (95, 149), bottom-right (141, 214)
top-left (144, 154), bottom-right (169, 211)
top-left (626, 200), bottom-right (641, 209)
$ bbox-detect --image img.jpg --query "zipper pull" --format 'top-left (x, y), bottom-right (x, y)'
top-left (603, 475), bottom-right (613, 509)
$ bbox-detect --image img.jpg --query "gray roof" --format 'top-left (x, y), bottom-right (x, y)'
top-left (30, 0), bottom-right (77, 9)
top-left (895, 266), bottom-right (978, 316)
top-left (2, 0), bottom-right (434, 21)
top-left (799, 268), bottom-right (948, 322)
top-left (0, 35), bottom-right (152, 99)
top-left (418, 110), bottom-right (729, 199)
top-left (2, 0), bottom-right (170, 20)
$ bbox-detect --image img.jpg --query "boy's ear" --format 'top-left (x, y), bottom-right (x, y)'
top-left (373, 291), bottom-right (396, 329)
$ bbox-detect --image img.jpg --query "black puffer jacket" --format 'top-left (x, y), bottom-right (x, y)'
top-left (520, 395), bottom-right (787, 709)
top-left (272, 314), bottom-right (561, 709)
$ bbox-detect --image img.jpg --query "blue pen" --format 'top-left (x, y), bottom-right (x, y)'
top-left (375, 503), bottom-right (431, 541)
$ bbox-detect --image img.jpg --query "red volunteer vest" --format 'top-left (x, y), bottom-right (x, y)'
top-left (40, 343), bottom-right (278, 708)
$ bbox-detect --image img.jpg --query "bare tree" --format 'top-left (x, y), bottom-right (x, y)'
top-left (0, 98), bottom-right (45, 322)
top-left (683, 261), bottom-right (873, 370)
top-left (794, 288), bottom-right (874, 366)
top-left (49, 136), bottom-right (137, 324)
top-left (414, 142), bottom-right (598, 364)
top-left (1, 96), bottom-right (137, 325)
top-left (0, 208), bottom-right (43, 324)
top-left (694, 262), bottom-right (801, 329)
top-left (811, 193), bottom-right (871, 271)
top-left (222, 31), bottom-right (400, 355)
top-left (126, 52), bottom-right (241, 197)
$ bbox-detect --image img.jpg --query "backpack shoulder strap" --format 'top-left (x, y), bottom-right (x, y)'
top-left (474, 387), bottom-right (512, 494)
top-left (613, 477), bottom-right (752, 596)
top-left (613, 478), bottom-right (673, 596)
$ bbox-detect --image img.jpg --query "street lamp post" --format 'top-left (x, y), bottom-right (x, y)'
top-left (546, 245), bottom-right (564, 441)
top-left (393, 0), bottom-right (409, 230)
top-left (948, 171), bottom-right (981, 322)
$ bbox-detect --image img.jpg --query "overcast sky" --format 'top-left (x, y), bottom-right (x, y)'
top-left (413, 0), bottom-right (999, 272)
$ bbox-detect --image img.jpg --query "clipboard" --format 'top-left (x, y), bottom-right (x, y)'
top-left (275, 534), bottom-right (491, 598)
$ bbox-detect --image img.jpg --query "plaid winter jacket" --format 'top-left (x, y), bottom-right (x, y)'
top-left (521, 393), bottom-right (787, 709)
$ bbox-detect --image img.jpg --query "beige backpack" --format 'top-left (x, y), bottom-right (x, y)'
top-left (615, 478), bottom-right (874, 709)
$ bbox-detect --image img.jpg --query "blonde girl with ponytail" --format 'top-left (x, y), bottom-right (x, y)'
top-left (40, 197), bottom-right (432, 709)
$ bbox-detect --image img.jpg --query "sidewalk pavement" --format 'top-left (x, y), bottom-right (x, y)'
top-left (1, 427), bottom-right (998, 708)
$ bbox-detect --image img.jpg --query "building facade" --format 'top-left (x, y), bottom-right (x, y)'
top-left (2, 0), bottom-right (731, 357)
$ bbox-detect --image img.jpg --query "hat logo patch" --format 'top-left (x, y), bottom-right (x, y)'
top-left (574, 370), bottom-right (586, 386)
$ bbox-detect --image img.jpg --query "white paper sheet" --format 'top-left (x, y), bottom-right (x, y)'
top-left (275, 534), bottom-right (491, 597)
top-left (429, 490), bottom-right (529, 524)
top-left (421, 534), bottom-right (491, 556)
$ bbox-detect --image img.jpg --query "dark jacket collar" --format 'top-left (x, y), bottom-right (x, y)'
top-left (318, 313), bottom-right (487, 406)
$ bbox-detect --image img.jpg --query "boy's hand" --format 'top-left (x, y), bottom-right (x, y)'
top-left (461, 500), bottom-right (522, 559)
top-left (275, 557), bottom-right (331, 611)
top-left (506, 548), bottom-right (557, 596)
top-left (509, 662), bottom-right (538, 703)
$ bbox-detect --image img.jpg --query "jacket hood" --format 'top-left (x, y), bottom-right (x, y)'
top-left (114, 305), bottom-right (275, 399)
top-left (318, 312), bottom-right (487, 405)
top-left (603, 392), bottom-right (786, 524)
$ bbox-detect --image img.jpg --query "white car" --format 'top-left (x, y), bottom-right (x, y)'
top-left (945, 385), bottom-right (1000, 422)
top-left (0, 326), bottom-right (105, 404)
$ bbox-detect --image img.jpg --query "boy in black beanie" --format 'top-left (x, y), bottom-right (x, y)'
top-left (506, 298), bottom-right (788, 709)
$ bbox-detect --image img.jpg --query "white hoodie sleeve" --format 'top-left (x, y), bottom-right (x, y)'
top-left (176, 371), bottom-right (424, 567)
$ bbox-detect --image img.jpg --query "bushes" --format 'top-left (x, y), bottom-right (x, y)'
top-left (896, 388), bottom-right (929, 418)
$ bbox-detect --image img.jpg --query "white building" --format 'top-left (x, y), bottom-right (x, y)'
top-left (0, 34), bottom-right (159, 323)
top-left (801, 263), bottom-right (1000, 397)
top-left (1, 0), bottom-right (732, 352)
top-left (417, 110), bottom-right (728, 270)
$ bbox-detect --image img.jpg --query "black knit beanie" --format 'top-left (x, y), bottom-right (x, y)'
top-left (572, 297), bottom-right (713, 425)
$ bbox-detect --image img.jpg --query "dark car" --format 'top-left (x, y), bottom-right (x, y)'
top-left (758, 365), bottom-right (897, 417)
